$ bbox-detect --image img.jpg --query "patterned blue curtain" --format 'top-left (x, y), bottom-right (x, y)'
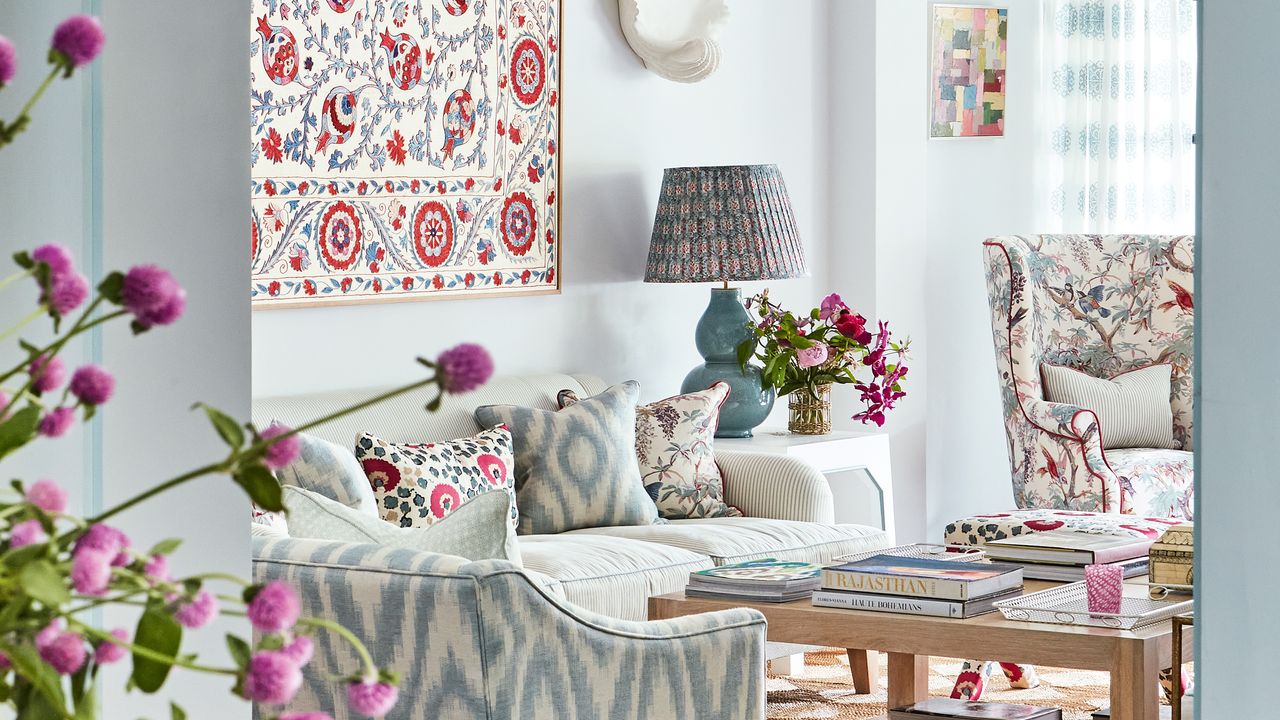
top-left (1041, 0), bottom-right (1197, 233)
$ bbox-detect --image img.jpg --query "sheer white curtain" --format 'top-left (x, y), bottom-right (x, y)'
top-left (1039, 0), bottom-right (1197, 233)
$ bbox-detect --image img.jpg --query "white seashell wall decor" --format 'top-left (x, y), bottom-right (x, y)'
top-left (617, 0), bottom-right (729, 83)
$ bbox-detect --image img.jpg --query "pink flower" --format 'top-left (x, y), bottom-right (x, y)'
top-left (28, 354), bottom-right (66, 393)
top-left (174, 590), bottom-right (219, 629)
top-left (69, 364), bottom-right (115, 406)
top-left (436, 343), bottom-right (493, 394)
top-left (10, 519), bottom-right (47, 548)
top-left (38, 407), bottom-right (76, 438)
top-left (0, 652), bottom-right (10, 671)
top-left (0, 35), bottom-right (15, 87)
top-left (31, 244), bottom-right (74, 275)
top-left (27, 479), bottom-right (68, 514)
top-left (280, 635), bottom-right (314, 666)
top-left (242, 651), bottom-right (303, 705)
top-left (144, 554), bottom-right (170, 584)
top-left (120, 265), bottom-right (184, 326)
top-left (0, 391), bottom-right (8, 419)
top-left (75, 523), bottom-right (129, 559)
top-left (819, 293), bottom-right (846, 321)
top-left (135, 288), bottom-right (186, 330)
top-left (247, 581), bottom-right (301, 633)
top-left (46, 271), bottom-right (89, 316)
top-left (51, 15), bottom-right (105, 68)
top-left (347, 679), bottom-right (399, 717)
top-left (36, 625), bottom-right (86, 675)
top-left (795, 343), bottom-right (830, 369)
top-left (834, 311), bottom-right (873, 345)
top-left (280, 713), bottom-right (333, 720)
top-left (71, 547), bottom-right (114, 596)
top-left (94, 628), bottom-right (129, 665)
top-left (260, 424), bottom-right (301, 471)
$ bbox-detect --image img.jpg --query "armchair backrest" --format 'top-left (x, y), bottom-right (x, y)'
top-left (984, 235), bottom-right (1195, 450)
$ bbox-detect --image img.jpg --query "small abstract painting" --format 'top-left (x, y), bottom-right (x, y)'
top-left (250, 0), bottom-right (561, 307)
top-left (930, 5), bottom-right (1007, 138)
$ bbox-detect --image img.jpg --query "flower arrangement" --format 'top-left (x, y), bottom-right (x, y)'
top-left (0, 15), bottom-right (498, 720)
top-left (737, 291), bottom-right (909, 427)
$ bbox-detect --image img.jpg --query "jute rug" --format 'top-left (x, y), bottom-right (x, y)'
top-left (766, 650), bottom-right (1115, 719)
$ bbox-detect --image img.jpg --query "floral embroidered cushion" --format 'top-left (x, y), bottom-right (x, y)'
top-left (354, 426), bottom-right (519, 562)
top-left (274, 429), bottom-right (379, 515)
top-left (560, 383), bottom-right (741, 520)
top-left (1041, 363), bottom-right (1178, 450)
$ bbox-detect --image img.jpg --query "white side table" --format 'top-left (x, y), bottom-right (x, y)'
top-left (717, 427), bottom-right (896, 543)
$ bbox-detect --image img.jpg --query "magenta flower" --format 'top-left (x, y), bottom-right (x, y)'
top-left (144, 554), bottom-right (170, 584)
top-left (247, 581), bottom-right (301, 634)
top-left (281, 635), bottom-right (314, 666)
top-left (819, 293), bottom-right (846, 321)
top-left (348, 679), bottom-right (399, 717)
top-left (242, 651), bottom-right (303, 705)
top-left (135, 288), bottom-right (187, 330)
top-left (51, 15), bottom-right (105, 68)
top-left (31, 244), bottom-right (74, 275)
top-left (94, 628), bottom-right (129, 665)
top-left (280, 713), bottom-right (333, 720)
top-left (10, 519), bottom-right (47, 548)
top-left (27, 479), bottom-right (68, 514)
top-left (0, 652), bottom-right (10, 671)
top-left (260, 424), bottom-right (301, 471)
top-left (174, 590), bottom-right (219, 629)
top-left (120, 265), bottom-right (184, 325)
top-left (28, 354), bottom-right (66, 394)
top-left (71, 547), bottom-right (114, 596)
top-left (69, 364), bottom-right (115, 406)
top-left (0, 391), bottom-right (8, 419)
top-left (76, 523), bottom-right (130, 563)
top-left (46, 271), bottom-right (89, 316)
top-left (38, 407), bottom-right (76, 438)
top-left (437, 343), bottom-right (493, 394)
top-left (795, 343), bottom-right (830, 369)
top-left (0, 35), bottom-right (15, 86)
top-left (36, 625), bottom-right (87, 675)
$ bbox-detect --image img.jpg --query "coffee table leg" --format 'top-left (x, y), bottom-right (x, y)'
top-left (886, 652), bottom-right (928, 709)
top-left (847, 649), bottom-right (878, 694)
top-left (1111, 639), bottom-right (1159, 720)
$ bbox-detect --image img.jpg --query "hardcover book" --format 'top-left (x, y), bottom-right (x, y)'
top-left (889, 698), bottom-right (1061, 719)
top-left (811, 588), bottom-right (1020, 618)
top-left (1015, 556), bottom-right (1148, 583)
top-left (822, 555), bottom-right (1022, 601)
top-left (690, 559), bottom-right (823, 590)
top-left (984, 530), bottom-right (1153, 565)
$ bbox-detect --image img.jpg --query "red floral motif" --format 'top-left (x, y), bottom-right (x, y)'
top-left (268, 281), bottom-right (281, 296)
top-left (361, 458), bottom-right (401, 492)
top-left (401, 277), bottom-right (413, 290)
top-left (464, 272), bottom-right (475, 287)
top-left (1023, 520), bottom-right (1066, 532)
top-left (432, 275), bottom-right (444, 289)
top-left (510, 38), bottom-right (546, 106)
top-left (318, 202), bottom-right (362, 270)
top-left (340, 277), bottom-right (353, 292)
top-left (251, 217), bottom-right (260, 259)
top-left (372, 279), bottom-right (382, 293)
top-left (500, 192), bottom-right (537, 257)
top-left (430, 484), bottom-right (461, 519)
top-left (261, 128), bottom-right (284, 163)
top-left (378, 29), bottom-right (422, 90)
top-left (303, 280), bottom-right (316, 296)
top-left (412, 201), bottom-right (454, 267)
top-left (526, 163), bottom-right (541, 184)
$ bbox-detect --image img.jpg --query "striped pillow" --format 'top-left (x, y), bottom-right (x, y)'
top-left (1041, 363), bottom-right (1178, 450)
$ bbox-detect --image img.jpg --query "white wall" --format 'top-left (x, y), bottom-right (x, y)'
top-left (253, 1), bottom-right (832, 414)
top-left (1196, 0), bottom-right (1280, 714)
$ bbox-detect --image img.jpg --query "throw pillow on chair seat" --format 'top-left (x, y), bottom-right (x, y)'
top-left (1040, 363), bottom-right (1178, 450)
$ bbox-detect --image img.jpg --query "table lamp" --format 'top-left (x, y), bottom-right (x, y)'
top-left (644, 164), bottom-right (808, 438)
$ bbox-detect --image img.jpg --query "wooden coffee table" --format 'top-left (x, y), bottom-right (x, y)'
top-left (649, 581), bottom-right (1192, 720)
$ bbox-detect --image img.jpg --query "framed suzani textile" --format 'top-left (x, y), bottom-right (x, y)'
top-left (250, 0), bottom-right (562, 307)
top-left (930, 5), bottom-right (1007, 138)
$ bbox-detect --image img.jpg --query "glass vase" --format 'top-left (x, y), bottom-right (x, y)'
top-left (788, 385), bottom-right (832, 435)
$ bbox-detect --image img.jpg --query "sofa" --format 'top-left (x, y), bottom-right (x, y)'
top-left (252, 374), bottom-right (891, 719)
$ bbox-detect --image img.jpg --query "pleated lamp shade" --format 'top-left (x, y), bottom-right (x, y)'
top-left (644, 164), bottom-right (809, 283)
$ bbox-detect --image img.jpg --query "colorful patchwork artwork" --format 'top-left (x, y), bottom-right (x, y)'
top-left (930, 5), bottom-right (1007, 138)
top-left (250, 0), bottom-right (561, 306)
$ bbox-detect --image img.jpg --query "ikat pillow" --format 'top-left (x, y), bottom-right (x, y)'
top-left (474, 381), bottom-right (661, 535)
top-left (274, 430), bottom-right (378, 516)
top-left (560, 382), bottom-right (743, 520)
top-left (1041, 363), bottom-right (1178, 450)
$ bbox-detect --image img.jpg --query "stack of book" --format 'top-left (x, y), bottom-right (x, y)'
top-left (685, 558), bottom-right (823, 603)
top-left (812, 554), bottom-right (1023, 618)
top-left (982, 530), bottom-right (1152, 582)
top-left (890, 699), bottom-right (1061, 719)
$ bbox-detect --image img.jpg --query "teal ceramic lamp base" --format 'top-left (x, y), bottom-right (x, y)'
top-left (681, 288), bottom-right (776, 438)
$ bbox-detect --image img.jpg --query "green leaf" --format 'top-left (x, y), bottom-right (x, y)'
top-left (20, 560), bottom-right (70, 607)
top-left (0, 406), bottom-right (41, 462)
top-left (232, 464), bottom-right (283, 512)
top-left (225, 634), bottom-right (251, 670)
top-left (132, 608), bottom-right (182, 694)
top-left (71, 678), bottom-right (95, 720)
top-left (424, 395), bottom-right (442, 413)
top-left (97, 271), bottom-right (124, 304)
top-left (13, 251), bottom-right (34, 270)
top-left (171, 702), bottom-right (187, 720)
top-left (0, 643), bottom-right (66, 714)
top-left (194, 404), bottom-right (244, 449)
top-left (81, 404), bottom-right (95, 423)
top-left (129, 319), bottom-right (150, 336)
top-left (3, 543), bottom-right (49, 571)
top-left (146, 539), bottom-right (183, 557)
top-left (735, 340), bottom-right (755, 370)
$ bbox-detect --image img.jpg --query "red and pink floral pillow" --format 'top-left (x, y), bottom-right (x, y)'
top-left (354, 426), bottom-right (518, 535)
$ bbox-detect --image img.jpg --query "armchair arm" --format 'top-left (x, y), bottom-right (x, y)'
top-left (1015, 398), bottom-right (1123, 513)
top-left (716, 450), bottom-right (835, 523)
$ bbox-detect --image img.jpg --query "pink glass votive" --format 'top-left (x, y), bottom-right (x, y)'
top-left (1084, 563), bottom-right (1124, 614)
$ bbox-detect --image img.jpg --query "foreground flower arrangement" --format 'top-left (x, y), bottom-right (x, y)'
top-left (2, 15), bottom-right (496, 719)
top-left (738, 291), bottom-right (910, 426)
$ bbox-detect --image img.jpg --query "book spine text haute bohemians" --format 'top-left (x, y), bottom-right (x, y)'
top-left (811, 591), bottom-right (965, 617)
top-left (821, 569), bottom-right (966, 600)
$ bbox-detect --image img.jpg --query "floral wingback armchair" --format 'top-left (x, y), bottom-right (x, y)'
top-left (984, 235), bottom-right (1195, 519)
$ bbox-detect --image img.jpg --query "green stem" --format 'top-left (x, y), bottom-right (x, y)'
top-left (0, 269), bottom-right (33, 294)
top-left (73, 622), bottom-right (238, 677)
top-left (0, 297), bottom-right (113, 388)
top-left (0, 307), bottom-right (48, 345)
top-left (293, 376), bottom-right (437, 437)
top-left (17, 68), bottom-right (59, 123)
top-left (86, 459), bottom-right (230, 524)
top-left (298, 616), bottom-right (377, 676)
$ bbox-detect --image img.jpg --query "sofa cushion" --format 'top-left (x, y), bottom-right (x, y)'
top-left (565, 517), bottom-right (889, 566)
top-left (475, 381), bottom-right (661, 535)
top-left (275, 430), bottom-right (378, 515)
top-left (944, 508), bottom-right (1185, 546)
top-left (517, 534), bottom-right (713, 621)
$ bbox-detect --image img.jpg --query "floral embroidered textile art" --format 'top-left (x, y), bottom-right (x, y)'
top-left (250, 0), bottom-right (561, 305)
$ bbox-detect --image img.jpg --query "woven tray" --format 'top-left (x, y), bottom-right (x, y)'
top-left (995, 581), bottom-right (1193, 630)
top-left (835, 543), bottom-right (987, 564)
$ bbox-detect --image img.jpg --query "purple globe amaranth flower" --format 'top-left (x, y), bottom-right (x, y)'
top-left (347, 679), bottom-right (399, 717)
top-left (242, 651), bottom-right (304, 705)
top-left (46, 270), bottom-right (89, 316)
top-left (144, 554), bottom-right (170, 584)
top-left (10, 519), bottom-right (47, 548)
top-left (38, 407), bottom-right (76, 438)
top-left (120, 265), bottom-right (184, 325)
top-left (0, 652), bottom-right (10, 671)
top-left (259, 424), bottom-right (300, 471)
top-left (36, 626), bottom-right (86, 675)
top-left (76, 523), bottom-right (129, 556)
top-left (247, 581), bottom-right (301, 634)
top-left (28, 354), bottom-right (66, 394)
top-left (436, 343), bottom-right (493, 394)
top-left (135, 287), bottom-right (186, 330)
top-left (69, 364), bottom-right (115, 406)
top-left (31, 244), bottom-right (75, 276)
top-left (51, 15), bottom-right (105, 69)
top-left (94, 628), bottom-right (129, 665)
top-left (0, 35), bottom-right (16, 87)
top-left (280, 635), bottom-right (314, 666)
top-left (27, 479), bottom-right (68, 514)
top-left (280, 713), bottom-right (333, 720)
top-left (174, 589), bottom-right (219, 629)
top-left (70, 547), bottom-right (113, 596)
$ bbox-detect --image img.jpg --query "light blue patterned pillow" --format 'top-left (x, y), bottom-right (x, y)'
top-left (274, 430), bottom-right (378, 516)
top-left (475, 381), bottom-right (661, 535)
top-left (282, 486), bottom-right (518, 564)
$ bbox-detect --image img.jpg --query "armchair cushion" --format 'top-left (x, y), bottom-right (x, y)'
top-left (1107, 448), bottom-right (1195, 519)
top-left (944, 508), bottom-right (1184, 546)
top-left (1041, 363), bottom-right (1177, 449)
